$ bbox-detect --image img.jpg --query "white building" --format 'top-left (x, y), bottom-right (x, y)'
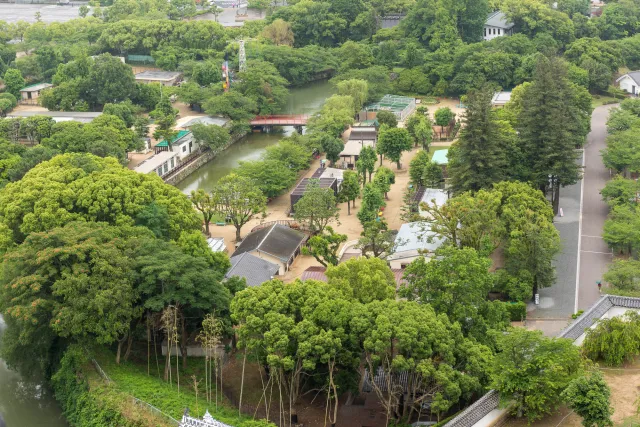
top-left (616, 71), bottom-right (640, 96)
top-left (133, 150), bottom-right (179, 178)
top-left (491, 91), bottom-right (512, 107)
top-left (387, 222), bottom-right (446, 269)
top-left (134, 70), bottom-right (183, 86)
top-left (484, 11), bottom-right (514, 41)
top-left (154, 130), bottom-right (198, 162)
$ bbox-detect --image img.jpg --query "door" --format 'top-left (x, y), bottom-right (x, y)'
top-left (633, 85), bottom-right (636, 95)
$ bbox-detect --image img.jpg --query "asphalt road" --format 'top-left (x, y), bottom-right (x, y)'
top-left (577, 105), bottom-right (616, 311)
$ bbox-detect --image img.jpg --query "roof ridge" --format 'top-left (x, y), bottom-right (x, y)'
top-left (256, 224), bottom-right (277, 251)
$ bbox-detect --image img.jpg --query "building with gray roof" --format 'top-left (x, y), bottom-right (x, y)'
top-left (232, 224), bottom-right (307, 274)
top-left (225, 253), bottom-right (280, 288)
top-left (484, 11), bottom-right (514, 41)
top-left (616, 71), bottom-right (640, 96)
top-left (387, 222), bottom-right (446, 269)
top-left (135, 70), bottom-right (183, 86)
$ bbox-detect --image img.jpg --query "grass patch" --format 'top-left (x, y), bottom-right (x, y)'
top-left (93, 348), bottom-right (261, 426)
top-left (619, 416), bottom-right (640, 426)
top-left (592, 95), bottom-right (621, 108)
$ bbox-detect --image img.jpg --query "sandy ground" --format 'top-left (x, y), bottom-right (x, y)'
top-left (502, 358), bottom-right (640, 427)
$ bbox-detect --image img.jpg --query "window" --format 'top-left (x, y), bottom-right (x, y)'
top-left (170, 157), bottom-right (175, 169)
top-left (484, 28), bottom-right (486, 37)
top-left (156, 168), bottom-right (162, 177)
top-left (182, 145), bottom-right (187, 152)
top-left (163, 162), bottom-right (168, 175)
top-left (498, 28), bottom-right (501, 35)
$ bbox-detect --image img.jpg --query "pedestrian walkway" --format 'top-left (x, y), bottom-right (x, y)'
top-left (577, 105), bottom-right (616, 311)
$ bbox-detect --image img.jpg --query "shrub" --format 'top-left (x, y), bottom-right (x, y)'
top-left (505, 301), bottom-right (527, 321)
top-left (583, 311), bottom-right (640, 366)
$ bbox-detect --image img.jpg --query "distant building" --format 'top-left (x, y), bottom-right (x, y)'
top-left (135, 70), bottom-right (183, 86)
top-left (290, 177), bottom-right (339, 213)
top-left (133, 150), bottom-right (180, 178)
top-left (349, 125), bottom-right (377, 144)
top-left (225, 253), bottom-right (280, 287)
top-left (491, 91), bottom-right (512, 107)
top-left (154, 130), bottom-right (198, 161)
top-left (387, 222), bottom-right (446, 269)
top-left (7, 110), bottom-right (102, 124)
top-left (418, 188), bottom-right (448, 218)
top-left (232, 224), bottom-right (307, 274)
top-left (362, 95), bottom-right (416, 122)
top-left (300, 266), bottom-right (407, 288)
top-left (616, 71), bottom-right (640, 96)
top-left (19, 82), bottom-right (52, 104)
top-left (339, 140), bottom-right (376, 169)
top-left (484, 11), bottom-right (514, 41)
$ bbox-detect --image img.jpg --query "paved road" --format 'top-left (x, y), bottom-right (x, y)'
top-left (577, 105), bottom-right (616, 311)
top-left (529, 153), bottom-right (582, 319)
top-left (529, 105), bottom-right (615, 321)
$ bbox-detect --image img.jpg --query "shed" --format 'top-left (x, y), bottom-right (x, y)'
top-left (349, 126), bottom-right (377, 142)
top-left (338, 139), bottom-right (376, 169)
top-left (207, 237), bottom-right (226, 253)
top-left (155, 130), bottom-right (197, 161)
top-left (135, 70), bottom-right (183, 86)
top-left (232, 224), bottom-right (307, 274)
top-left (491, 91), bottom-right (512, 107)
top-left (19, 82), bottom-right (53, 103)
top-left (290, 177), bottom-right (338, 213)
top-left (225, 253), bottom-right (280, 287)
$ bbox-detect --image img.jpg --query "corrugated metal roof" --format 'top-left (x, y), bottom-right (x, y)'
top-left (155, 130), bottom-right (191, 148)
top-left (207, 237), bottom-right (226, 253)
top-left (431, 149), bottom-right (449, 165)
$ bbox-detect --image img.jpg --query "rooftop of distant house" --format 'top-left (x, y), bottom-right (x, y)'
top-left (226, 253), bottom-right (280, 288)
top-left (349, 126), bottom-right (377, 141)
top-left (387, 222), bottom-right (446, 262)
top-left (134, 70), bottom-right (183, 81)
top-left (431, 149), bottom-right (449, 165)
top-left (20, 82), bottom-right (53, 92)
top-left (491, 91), bottom-right (512, 105)
top-left (485, 11), bottom-right (514, 29)
top-left (7, 110), bottom-right (102, 123)
top-left (301, 265), bottom-right (407, 287)
top-left (180, 116), bottom-right (230, 129)
top-left (155, 130), bottom-right (191, 148)
top-left (617, 71), bottom-right (640, 86)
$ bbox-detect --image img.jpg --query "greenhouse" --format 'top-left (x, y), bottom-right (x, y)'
top-left (364, 94), bottom-right (416, 121)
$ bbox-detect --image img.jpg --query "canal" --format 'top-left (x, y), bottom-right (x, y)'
top-left (0, 315), bottom-right (68, 427)
top-left (176, 79), bottom-right (335, 194)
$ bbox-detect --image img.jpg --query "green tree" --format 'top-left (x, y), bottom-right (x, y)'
top-left (603, 204), bottom-right (640, 255)
top-left (293, 179), bottom-right (339, 234)
top-left (320, 135), bottom-right (344, 166)
top-left (602, 129), bottom-right (640, 177)
top-left (583, 312), bottom-right (640, 366)
top-left (357, 183), bottom-right (385, 225)
top-left (375, 110), bottom-right (398, 128)
top-left (409, 150), bottom-right (430, 186)
top-left (562, 371), bottom-right (613, 427)
top-left (423, 160), bottom-right (444, 188)
top-left (236, 159), bottom-right (297, 199)
top-left (492, 328), bottom-right (583, 422)
top-left (301, 226), bottom-right (347, 267)
top-left (448, 87), bottom-right (512, 193)
top-left (190, 123), bottom-right (230, 152)
top-left (377, 127), bottom-right (412, 169)
top-left (237, 60), bottom-right (289, 115)
top-left (3, 68), bottom-right (25, 98)
top-left (151, 97), bottom-right (178, 148)
top-left (191, 189), bottom-right (216, 236)
top-left (600, 175), bottom-right (639, 207)
top-left (434, 107), bottom-right (455, 134)
top-left (356, 145), bottom-right (377, 184)
top-left (338, 170), bottom-right (360, 215)
top-left (79, 4), bottom-right (89, 17)
top-left (604, 259), bottom-right (640, 291)
top-left (211, 173), bottom-right (267, 241)
top-left (373, 166), bottom-right (395, 199)
top-left (336, 79), bottom-right (369, 114)
top-left (0, 153), bottom-right (200, 246)
top-left (325, 257), bottom-right (396, 303)
top-left (517, 56), bottom-right (585, 214)
top-left (356, 219), bottom-right (396, 258)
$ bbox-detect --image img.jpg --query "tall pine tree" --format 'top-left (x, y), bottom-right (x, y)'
top-left (448, 86), bottom-right (510, 193)
top-left (517, 56), bottom-right (583, 214)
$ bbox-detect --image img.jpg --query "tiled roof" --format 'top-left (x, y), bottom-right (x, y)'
top-left (225, 253), bottom-right (279, 287)
top-left (232, 224), bottom-right (306, 263)
top-left (301, 265), bottom-right (406, 288)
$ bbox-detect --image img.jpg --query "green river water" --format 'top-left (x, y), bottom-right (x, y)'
top-left (176, 79), bottom-right (335, 194)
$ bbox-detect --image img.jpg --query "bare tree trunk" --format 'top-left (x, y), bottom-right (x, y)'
top-left (181, 315), bottom-right (188, 369)
top-left (124, 333), bottom-right (134, 361)
top-left (116, 336), bottom-right (125, 365)
top-left (235, 226), bottom-right (242, 241)
top-left (239, 349), bottom-right (247, 417)
top-left (347, 202), bottom-right (351, 215)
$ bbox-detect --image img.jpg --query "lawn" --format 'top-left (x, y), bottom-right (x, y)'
top-left (592, 95), bottom-right (622, 108)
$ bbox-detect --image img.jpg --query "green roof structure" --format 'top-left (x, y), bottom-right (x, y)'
top-left (156, 130), bottom-right (191, 148)
top-left (431, 149), bottom-right (449, 165)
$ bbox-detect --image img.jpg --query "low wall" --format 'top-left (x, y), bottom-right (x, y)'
top-left (164, 131), bottom-right (247, 186)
